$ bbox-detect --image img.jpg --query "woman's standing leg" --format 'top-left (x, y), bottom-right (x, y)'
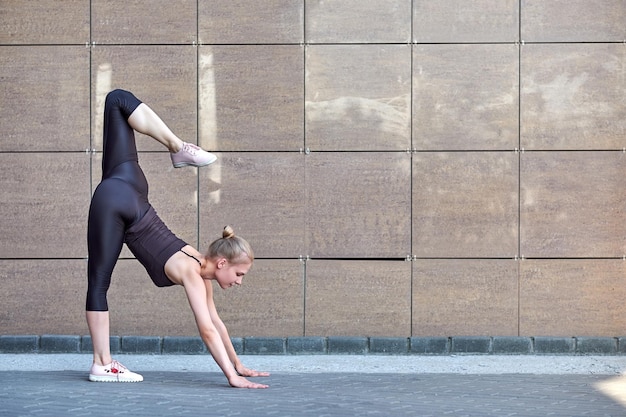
top-left (86, 189), bottom-right (146, 382)
top-left (86, 184), bottom-right (126, 368)
top-left (85, 311), bottom-right (112, 365)
top-left (86, 182), bottom-right (146, 383)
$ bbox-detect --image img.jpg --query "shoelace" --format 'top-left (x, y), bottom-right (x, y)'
top-left (109, 360), bottom-right (127, 376)
top-left (183, 143), bottom-right (200, 155)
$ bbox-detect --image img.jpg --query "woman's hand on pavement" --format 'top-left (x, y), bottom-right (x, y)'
top-left (228, 375), bottom-right (269, 389)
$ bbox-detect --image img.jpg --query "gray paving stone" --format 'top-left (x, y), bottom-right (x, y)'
top-left (409, 337), bottom-right (449, 354)
top-left (162, 336), bottom-right (206, 354)
top-left (493, 336), bottom-right (532, 354)
top-left (534, 337), bottom-right (576, 354)
top-left (244, 337), bottom-right (286, 355)
top-left (577, 337), bottom-right (618, 355)
top-left (286, 337), bottom-right (326, 354)
top-left (40, 335), bottom-right (80, 353)
top-left (369, 337), bottom-right (409, 354)
top-left (0, 335), bottom-right (38, 353)
top-left (80, 336), bottom-right (121, 354)
top-left (451, 336), bottom-right (492, 354)
top-left (121, 336), bottom-right (162, 354)
top-left (328, 337), bottom-right (368, 354)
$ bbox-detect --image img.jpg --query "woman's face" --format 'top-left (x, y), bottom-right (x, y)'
top-left (215, 259), bottom-right (252, 289)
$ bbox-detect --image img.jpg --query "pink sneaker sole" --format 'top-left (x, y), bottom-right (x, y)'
top-left (172, 153), bottom-right (217, 168)
top-left (88, 373), bottom-right (143, 383)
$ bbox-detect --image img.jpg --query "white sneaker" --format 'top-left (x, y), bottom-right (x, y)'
top-left (170, 142), bottom-right (217, 168)
top-left (89, 360), bottom-right (143, 383)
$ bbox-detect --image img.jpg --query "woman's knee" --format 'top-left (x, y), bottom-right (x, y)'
top-left (105, 89), bottom-right (141, 118)
top-left (105, 89), bottom-right (129, 108)
top-left (86, 283), bottom-right (110, 311)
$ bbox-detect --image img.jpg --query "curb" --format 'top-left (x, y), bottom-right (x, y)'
top-left (1, 335), bottom-right (625, 355)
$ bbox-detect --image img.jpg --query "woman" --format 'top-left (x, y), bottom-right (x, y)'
top-left (87, 89), bottom-right (269, 389)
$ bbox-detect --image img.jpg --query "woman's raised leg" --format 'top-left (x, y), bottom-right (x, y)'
top-left (127, 103), bottom-right (183, 153)
top-left (127, 102), bottom-right (217, 168)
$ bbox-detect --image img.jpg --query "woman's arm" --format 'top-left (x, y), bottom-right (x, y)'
top-left (204, 280), bottom-right (270, 378)
top-left (181, 269), bottom-right (268, 388)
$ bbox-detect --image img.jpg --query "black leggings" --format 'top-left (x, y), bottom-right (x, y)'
top-left (86, 89), bottom-right (185, 311)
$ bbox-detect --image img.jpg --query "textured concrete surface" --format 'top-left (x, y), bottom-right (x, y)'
top-left (1, 354), bottom-right (626, 416)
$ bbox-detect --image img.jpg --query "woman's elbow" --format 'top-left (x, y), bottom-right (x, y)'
top-left (198, 326), bottom-right (220, 342)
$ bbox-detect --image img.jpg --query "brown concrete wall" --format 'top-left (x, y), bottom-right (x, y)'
top-left (0, 1), bottom-right (624, 338)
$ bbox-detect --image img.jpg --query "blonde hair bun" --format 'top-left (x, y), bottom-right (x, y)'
top-left (222, 225), bottom-right (235, 239)
top-left (207, 225), bottom-right (254, 263)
